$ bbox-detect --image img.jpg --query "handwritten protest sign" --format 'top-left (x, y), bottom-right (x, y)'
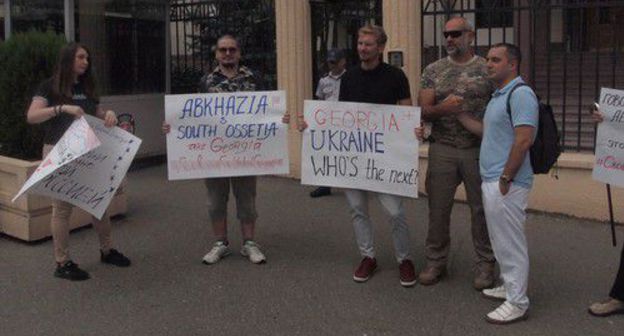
top-left (20, 117), bottom-right (101, 194)
top-left (593, 88), bottom-right (624, 188)
top-left (301, 100), bottom-right (421, 198)
top-left (13, 115), bottom-right (141, 219)
top-left (165, 91), bottom-right (289, 180)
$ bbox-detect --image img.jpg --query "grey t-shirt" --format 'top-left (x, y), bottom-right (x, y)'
top-left (33, 78), bottom-right (99, 145)
top-left (315, 70), bottom-right (345, 101)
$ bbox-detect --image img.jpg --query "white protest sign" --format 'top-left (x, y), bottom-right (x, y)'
top-left (593, 88), bottom-right (624, 187)
top-left (165, 91), bottom-right (289, 180)
top-left (301, 100), bottom-right (421, 198)
top-left (14, 117), bottom-right (101, 196)
top-left (13, 115), bottom-right (142, 219)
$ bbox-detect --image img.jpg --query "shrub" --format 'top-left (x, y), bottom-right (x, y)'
top-left (0, 31), bottom-right (65, 160)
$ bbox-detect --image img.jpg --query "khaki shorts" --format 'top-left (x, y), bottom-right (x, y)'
top-left (204, 176), bottom-right (257, 222)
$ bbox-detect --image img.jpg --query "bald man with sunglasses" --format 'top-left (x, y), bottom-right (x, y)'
top-left (418, 17), bottom-right (496, 289)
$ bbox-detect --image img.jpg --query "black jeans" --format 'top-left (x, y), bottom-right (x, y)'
top-left (609, 243), bottom-right (624, 300)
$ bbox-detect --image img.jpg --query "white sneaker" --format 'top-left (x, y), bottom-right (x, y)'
top-left (240, 241), bottom-right (266, 264)
top-left (485, 301), bottom-right (528, 325)
top-left (482, 285), bottom-right (506, 301)
top-left (202, 241), bottom-right (230, 264)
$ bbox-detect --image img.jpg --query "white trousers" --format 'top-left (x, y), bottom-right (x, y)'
top-left (481, 181), bottom-right (530, 310)
top-left (344, 189), bottom-right (410, 263)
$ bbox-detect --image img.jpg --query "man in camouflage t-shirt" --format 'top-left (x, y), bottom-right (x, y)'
top-left (418, 17), bottom-right (496, 289)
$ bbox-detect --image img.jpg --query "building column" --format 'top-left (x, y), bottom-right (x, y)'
top-left (516, 0), bottom-right (533, 83)
top-left (4, 0), bottom-right (11, 40)
top-left (382, 0), bottom-right (422, 100)
top-left (275, 0), bottom-right (313, 178)
top-left (165, 1), bottom-right (171, 94)
top-left (64, 0), bottom-right (75, 42)
top-left (76, 1), bottom-right (109, 93)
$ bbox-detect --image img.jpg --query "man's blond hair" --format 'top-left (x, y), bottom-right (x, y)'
top-left (358, 24), bottom-right (387, 45)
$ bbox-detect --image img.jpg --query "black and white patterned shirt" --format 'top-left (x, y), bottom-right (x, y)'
top-left (199, 65), bottom-right (263, 93)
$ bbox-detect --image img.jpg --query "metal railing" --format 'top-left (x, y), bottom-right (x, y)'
top-left (309, 0), bottom-right (382, 94)
top-left (170, 0), bottom-right (276, 93)
top-left (422, 0), bottom-right (624, 152)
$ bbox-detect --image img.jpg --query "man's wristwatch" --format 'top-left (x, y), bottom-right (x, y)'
top-left (499, 174), bottom-right (513, 185)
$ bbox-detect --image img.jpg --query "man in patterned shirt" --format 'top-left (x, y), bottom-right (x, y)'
top-left (418, 17), bottom-right (496, 289)
top-left (163, 35), bottom-right (267, 265)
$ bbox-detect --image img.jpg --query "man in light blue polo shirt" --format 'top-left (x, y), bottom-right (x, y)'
top-left (456, 42), bottom-right (538, 325)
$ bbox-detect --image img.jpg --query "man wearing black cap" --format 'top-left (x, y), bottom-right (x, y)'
top-left (309, 48), bottom-right (347, 198)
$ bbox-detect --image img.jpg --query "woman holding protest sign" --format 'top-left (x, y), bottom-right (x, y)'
top-left (26, 42), bottom-right (131, 281)
top-left (587, 106), bottom-right (624, 317)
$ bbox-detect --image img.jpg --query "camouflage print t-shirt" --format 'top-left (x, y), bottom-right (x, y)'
top-left (199, 65), bottom-right (263, 93)
top-left (420, 56), bottom-right (494, 149)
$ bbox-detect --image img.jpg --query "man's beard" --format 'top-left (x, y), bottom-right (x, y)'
top-left (446, 45), bottom-right (459, 56)
top-left (447, 42), bottom-right (469, 56)
top-left (359, 53), bottom-right (376, 62)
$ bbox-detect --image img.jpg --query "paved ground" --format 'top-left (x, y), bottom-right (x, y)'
top-left (1, 164), bottom-right (623, 336)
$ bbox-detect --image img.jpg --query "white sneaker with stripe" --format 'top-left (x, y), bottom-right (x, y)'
top-left (240, 240), bottom-right (266, 264)
top-left (485, 301), bottom-right (528, 324)
top-left (482, 285), bottom-right (506, 301)
top-left (202, 241), bottom-right (231, 264)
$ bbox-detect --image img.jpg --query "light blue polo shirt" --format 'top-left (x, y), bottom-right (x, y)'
top-left (480, 76), bottom-right (539, 189)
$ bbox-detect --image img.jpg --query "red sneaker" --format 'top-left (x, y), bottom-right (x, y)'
top-left (353, 257), bottom-right (377, 283)
top-left (399, 259), bottom-right (417, 287)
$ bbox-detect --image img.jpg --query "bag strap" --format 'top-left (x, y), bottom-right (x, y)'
top-left (506, 83), bottom-right (529, 127)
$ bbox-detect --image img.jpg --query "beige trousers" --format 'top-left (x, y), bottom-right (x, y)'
top-left (43, 145), bottom-right (112, 263)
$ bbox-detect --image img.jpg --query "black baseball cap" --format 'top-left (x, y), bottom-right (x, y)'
top-left (327, 49), bottom-right (345, 62)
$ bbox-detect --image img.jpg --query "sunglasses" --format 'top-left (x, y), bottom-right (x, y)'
top-left (443, 30), bottom-right (467, 39)
top-left (217, 47), bottom-right (238, 53)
